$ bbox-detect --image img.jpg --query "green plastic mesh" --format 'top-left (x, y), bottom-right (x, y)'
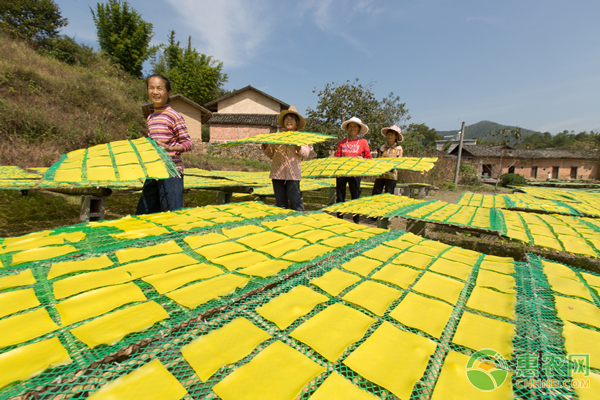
top-left (5, 227), bottom-right (598, 399)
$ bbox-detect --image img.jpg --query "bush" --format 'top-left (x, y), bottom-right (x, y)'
top-left (499, 173), bottom-right (527, 187)
top-left (458, 163), bottom-right (480, 185)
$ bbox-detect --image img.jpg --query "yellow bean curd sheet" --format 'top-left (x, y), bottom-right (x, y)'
top-left (69, 301), bottom-right (169, 348)
top-left (341, 280), bottom-right (402, 316)
top-left (452, 311), bottom-right (515, 359)
top-left (0, 337), bottom-right (72, 390)
top-left (389, 292), bottom-right (454, 338)
top-left (0, 308), bottom-right (60, 348)
top-left (370, 264), bottom-right (420, 289)
top-left (0, 269), bottom-right (35, 290)
top-left (142, 263), bottom-right (224, 294)
top-left (343, 321), bottom-right (437, 400)
top-left (256, 285), bottom-right (329, 330)
top-left (182, 317), bottom-right (271, 382)
top-left (411, 272), bottom-right (465, 305)
top-left (0, 288), bottom-right (40, 319)
top-left (563, 321), bottom-right (600, 370)
top-left (430, 351), bottom-right (513, 400)
top-left (554, 295), bottom-right (600, 328)
top-left (87, 358), bottom-right (187, 400)
top-left (114, 240), bottom-right (183, 263)
top-left (309, 371), bottom-right (379, 400)
top-left (48, 255), bottom-right (113, 280)
top-left (166, 274), bottom-right (250, 309)
top-left (475, 269), bottom-right (516, 293)
top-left (465, 286), bottom-right (516, 320)
top-left (290, 303), bottom-right (376, 362)
top-left (572, 371), bottom-right (600, 400)
top-left (11, 245), bottom-right (78, 266)
top-left (310, 268), bottom-right (361, 296)
top-left (212, 340), bottom-right (325, 400)
top-left (55, 283), bottom-right (147, 325)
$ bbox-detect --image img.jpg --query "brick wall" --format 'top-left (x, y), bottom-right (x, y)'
top-left (209, 124), bottom-right (276, 143)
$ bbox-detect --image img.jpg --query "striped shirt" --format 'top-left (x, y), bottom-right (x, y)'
top-left (147, 105), bottom-right (193, 173)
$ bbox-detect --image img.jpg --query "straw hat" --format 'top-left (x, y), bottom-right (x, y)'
top-left (341, 117), bottom-right (369, 135)
top-left (381, 125), bottom-right (403, 142)
top-left (277, 106), bottom-right (306, 130)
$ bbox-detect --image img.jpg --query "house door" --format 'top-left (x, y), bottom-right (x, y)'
top-left (552, 166), bottom-right (559, 179)
top-left (482, 164), bottom-right (493, 178)
top-left (531, 166), bottom-right (538, 179)
top-left (570, 167), bottom-right (578, 180)
top-left (508, 166), bottom-right (515, 174)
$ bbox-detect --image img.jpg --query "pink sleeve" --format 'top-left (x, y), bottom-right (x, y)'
top-left (362, 140), bottom-right (372, 159)
top-left (173, 114), bottom-right (193, 152)
top-left (334, 140), bottom-right (343, 157)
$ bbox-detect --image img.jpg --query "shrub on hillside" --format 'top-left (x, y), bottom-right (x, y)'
top-left (499, 173), bottom-right (527, 187)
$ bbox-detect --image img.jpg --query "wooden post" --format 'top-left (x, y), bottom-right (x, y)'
top-left (454, 121), bottom-right (466, 184)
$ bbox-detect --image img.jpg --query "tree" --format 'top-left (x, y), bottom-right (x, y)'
top-left (0, 0), bottom-right (67, 43)
top-left (91, 0), bottom-right (154, 77)
top-left (150, 31), bottom-right (228, 105)
top-left (305, 79), bottom-right (410, 157)
top-left (485, 127), bottom-right (522, 190)
top-left (401, 123), bottom-right (440, 155)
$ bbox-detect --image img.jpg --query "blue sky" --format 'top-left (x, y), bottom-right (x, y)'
top-left (57, 0), bottom-right (600, 134)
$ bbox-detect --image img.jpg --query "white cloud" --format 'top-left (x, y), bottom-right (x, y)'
top-left (166, 0), bottom-right (273, 68)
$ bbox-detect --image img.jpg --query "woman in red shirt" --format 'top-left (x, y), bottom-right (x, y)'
top-left (335, 117), bottom-right (372, 222)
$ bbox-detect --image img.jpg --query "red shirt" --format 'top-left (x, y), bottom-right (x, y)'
top-left (335, 138), bottom-right (372, 158)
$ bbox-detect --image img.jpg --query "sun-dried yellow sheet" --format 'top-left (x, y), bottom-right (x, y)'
top-left (222, 225), bottom-right (265, 239)
top-left (142, 263), bottom-right (223, 294)
top-left (0, 337), bottom-right (72, 390)
top-left (238, 259), bottom-right (292, 278)
top-left (0, 269), bottom-right (35, 290)
top-left (194, 241), bottom-right (248, 260)
top-left (0, 288), bottom-right (40, 319)
top-left (341, 256), bottom-right (382, 276)
top-left (294, 229), bottom-right (336, 243)
top-left (309, 371), bottom-right (379, 400)
top-left (563, 321), bottom-right (600, 370)
top-left (212, 340), bottom-right (325, 400)
top-left (256, 237), bottom-right (309, 258)
top-left (412, 272), bottom-right (465, 304)
top-left (556, 296), bottom-right (600, 329)
top-left (466, 286), bottom-right (515, 319)
top-left (182, 317), bottom-right (271, 381)
top-left (0, 235), bottom-right (65, 254)
top-left (281, 244), bottom-right (332, 262)
top-left (430, 351), bottom-right (513, 400)
top-left (273, 224), bottom-right (312, 235)
top-left (56, 283), bottom-right (146, 325)
top-left (320, 235), bottom-right (360, 248)
top-left (371, 264), bottom-right (421, 289)
top-left (310, 268), bottom-right (361, 296)
top-left (342, 281), bottom-right (402, 316)
top-left (392, 251), bottom-right (433, 269)
top-left (453, 312), bottom-right (515, 359)
top-left (476, 270), bottom-right (516, 294)
top-left (0, 308), bottom-right (60, 348)
top-left (290, 303), bottom-right (376, 362)
top-left (581, 272), bottom-right (600, 289)
top-left (122, 253), bottom-right (199, 279)
top-left (115, 240), bottom-right (182, 264)
top-left (407, 244), bottom-right (447, 257)
top-left (389, 292), bottom-right (453, 338)
top-left (48, 255), bottom-right (113, 280)
top-left (442, 248), bottom-right (480, 265)
top-left (343, 321), bottom-right (437, 399)
top-left (429, 258), bottom-right (473, 281)
top-left (361, 245), bottom-right (400, 262)
top-left (183, 232), bottom-right (228, 249)
top-left (572, 371), bottom-right (600, 400)
top-left (11, 245), bottom-right (78, 266)
top-left (256, 286), bottom-right (329, 330)
top-left (547, 275), bottom-right (594, 302)
top-left (479, 260), bottom-right (515, 275)
top-left (53, 268), bottom-right (133, 300)
top-left (346, 230), bottom-right (378, 240)
top-left (212, 250), bottom-right (271, 271)
top-left (110, 226), bottom-right (169, 239)
top-left (70, 301), bottom-right (169, 348)
top-left (87, 358), bottom-right (187, 400)
top-left (166, 274), bottom-right (249, 308)
top-left (543, 260), bottom-right (580, 280)
top-left (237, 231), bottom-right (288, 248)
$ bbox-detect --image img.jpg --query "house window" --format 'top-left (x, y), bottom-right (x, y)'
top-left (508, 166), bottom-right (515, 174)
top-left (552, 166), bottom-right (559, 179)
top-left (531, 166), bottom-right (538, 179)
top-left (571, 167), bottom-right (578, 180)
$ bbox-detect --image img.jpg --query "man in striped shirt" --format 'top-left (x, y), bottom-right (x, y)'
top-left (136, 75), bottom-right (193, 214)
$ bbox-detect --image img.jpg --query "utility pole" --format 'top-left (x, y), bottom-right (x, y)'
top-left (453, 122), bottom-right (466, 184)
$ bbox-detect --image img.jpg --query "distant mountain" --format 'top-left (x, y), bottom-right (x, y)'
top-left (437, 121), bottom-right (540, 142)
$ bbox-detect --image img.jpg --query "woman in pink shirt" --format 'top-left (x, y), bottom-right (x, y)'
top-left (261, 106), bottom-right (310, 211)
top-left (335, 117), bottom-right (372, 222)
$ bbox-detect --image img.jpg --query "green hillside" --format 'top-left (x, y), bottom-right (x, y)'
top-left (438, 120), bottom-right (540, 142)
top-left (0, 31), bottom-right (148, 168)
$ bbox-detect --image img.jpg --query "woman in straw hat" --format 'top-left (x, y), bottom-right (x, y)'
top-left (372, 125), bottom-right (403, 195)
top-left (261, 106), bottom-right (310, 211)
top-left (334, 117), bottom-right (372, 223)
